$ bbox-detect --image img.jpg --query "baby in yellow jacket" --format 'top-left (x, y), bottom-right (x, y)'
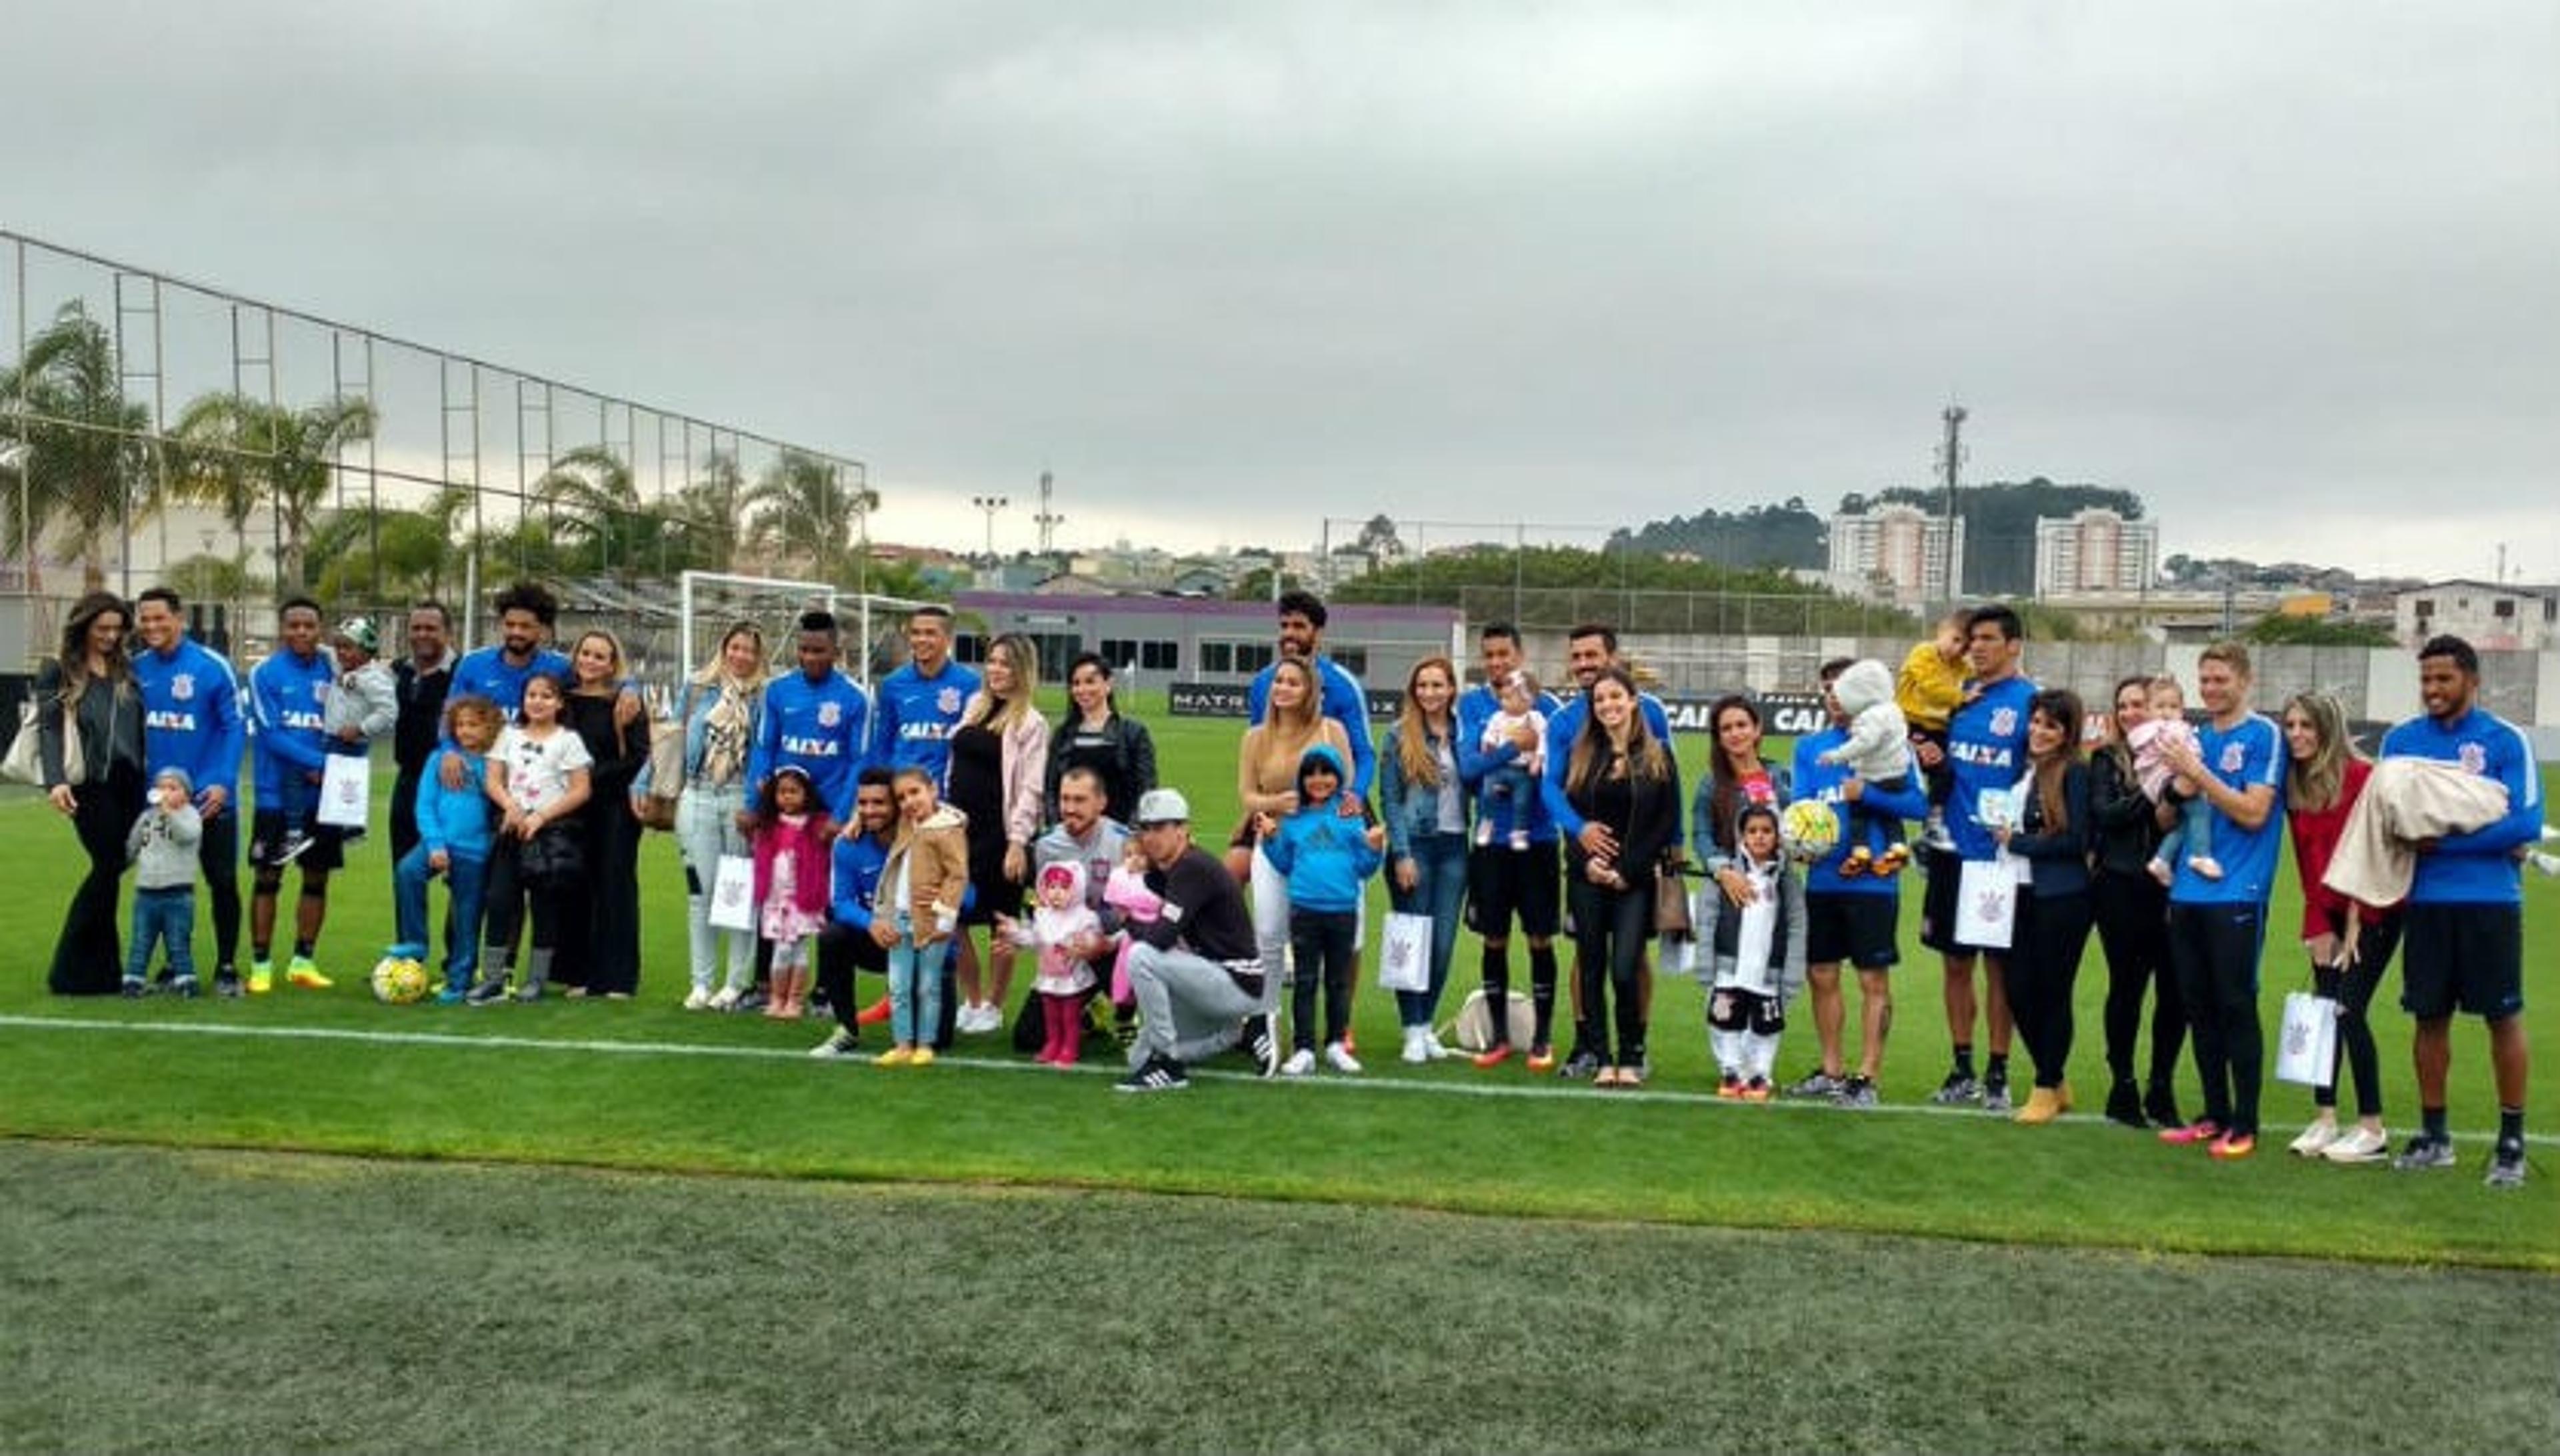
top-left (1896, 609), bottom-right (1975, 847)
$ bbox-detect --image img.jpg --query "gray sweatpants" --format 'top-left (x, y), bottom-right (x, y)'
top-left (1126, 942), bottom-right (1265, 1067)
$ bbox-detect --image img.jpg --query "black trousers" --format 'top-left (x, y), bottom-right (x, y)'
top-left (196, 806), bottom-right (243, 975)
top-left (817, 923), bottom-right (889, 1035)
top-left (51, 762), bottom-right (145, 995)
top-left (2004, 889), bottom-right (2093, 1090)
top-left (2169, 901), bottom-right (2268, 1137)
top-left (2093, 869), bottom-right (2184, 1089)
top-left (1569, 875), bottom-right (1652, 1067)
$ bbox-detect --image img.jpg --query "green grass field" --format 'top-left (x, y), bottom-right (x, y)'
top-left (4, 695), bottom-right (2556, 1448)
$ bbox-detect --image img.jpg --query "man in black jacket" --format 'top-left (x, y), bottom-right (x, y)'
top-left (389, 602), bottom-right (455, 869)
top-left (1117, 788), bottom-right (1282, 1091)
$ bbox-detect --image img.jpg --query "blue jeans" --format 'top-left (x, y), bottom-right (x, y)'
top-left (1390, 831), bottom-right (1469, 1028)
top-left (888, 921), bottom-right (944, 1047)
top-left (125, 887), bottom-right (196, 983)
top-left (395, 843), bottom-right (489, 991)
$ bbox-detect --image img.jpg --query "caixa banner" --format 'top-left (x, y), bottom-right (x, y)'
top-left (1171, 679), bottom-right (1833, 735)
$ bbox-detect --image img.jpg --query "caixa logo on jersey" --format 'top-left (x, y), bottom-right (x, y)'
top-left (1657, 693), bottom-right (1829, 737)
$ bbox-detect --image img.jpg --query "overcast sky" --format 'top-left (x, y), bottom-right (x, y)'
top-left (6, 1), bottom-right (2556, 581)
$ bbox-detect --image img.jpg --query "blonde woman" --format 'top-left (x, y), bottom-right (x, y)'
top-left (1377, 655), bottom-right (1467, 1061)
top-left (2279, 691), bottom-right (2396, 1163)
top-left (948, 633), bottom-right (1052, 1035)
top-left (1236, 657), bottom-right (1353, 1021)
top-left (640, 621), bottom-right (767, 1009)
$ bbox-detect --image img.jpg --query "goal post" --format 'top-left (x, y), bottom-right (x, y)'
top-left (674, 570), bottom-right (941, 693)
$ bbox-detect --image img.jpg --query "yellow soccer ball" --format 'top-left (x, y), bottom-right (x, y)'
top-left (370, 955), bottom-right (431, 1005)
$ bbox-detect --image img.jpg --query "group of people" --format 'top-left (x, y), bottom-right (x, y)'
top-left (24, 581), bottom-right (2540, 1186)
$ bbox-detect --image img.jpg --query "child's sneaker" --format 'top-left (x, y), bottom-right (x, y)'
top-left (2145, 859), bottom-right (2175, 888)
top-left (1509, 829), bottom-right (1531, 851)
top-left (1872, 843), bottom-right (1910, 877)
top-left (1843, 845), bottom-right (1875, 877)
top-left (1473, 819), bottom-right (1495, 849)
top-left (1920, 811), bottom-right (1955, 853)
top-left (2188, 855), bottom-right (2224, 881)
top-left (120, 975), bottom-right (147, 998)
top-left (1741, 1077), bottom-right (1772, 1103)
top-left (1716, 1072), bottom-right (1743, 1099)
top-left (682, 986), bottom-right (713, 1011)
top-left (463, 976), bottom-right (510, 1006)
top-left (707, 985), bottom-right (741, 1012)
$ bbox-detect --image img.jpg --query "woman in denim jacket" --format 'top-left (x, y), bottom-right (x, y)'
top-left (1377, 655), bottom-right (1470, 1064)
top-left (638, 622), bottom-right (768, 1009)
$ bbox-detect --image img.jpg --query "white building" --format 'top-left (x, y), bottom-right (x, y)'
top-left (2035, 508), bottom-right (2159, 597)
top-left (2394, 579), bottom-right (2556, 651)
top-left (1827, 504), bottom-right (1964, 609)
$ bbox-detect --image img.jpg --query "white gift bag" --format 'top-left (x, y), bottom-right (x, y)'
top-left (2273, 991), bottom-right (2339, 1087)
top-left (1378, 911), bottom-right (1433, 993)
top-left (709, 853), bottom-right (758, 931)
top-left (1953, 856), bottom-right (2019, 951)
top-left (317, 753), bottom-right (371, 830)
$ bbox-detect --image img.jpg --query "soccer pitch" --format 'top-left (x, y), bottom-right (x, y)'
top-left (3, 701), bottom-right (2555, 1449)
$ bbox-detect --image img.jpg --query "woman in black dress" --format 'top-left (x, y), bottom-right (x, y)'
top-left (945, 633), bottom-right (1051, 1038)
top-left (559, 629), bottom-right (648, 997)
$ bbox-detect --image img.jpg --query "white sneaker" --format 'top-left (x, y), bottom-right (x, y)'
top-left (2288, 1118), bottom-right (2341, 1157)
top-left (707, 985), bottom-right (741, 1011)
top-left (683, 985), bottom-right (713, 1011)
top-left (1326, 1041), bottom-right (1364, 1075)
top-left (959, 1002), bottom-right (995, 1034)
top-left (2323, 1125), bottom-right (2390, 1163)
top-left (2527, 850), bottom-right (2560, 879)
top-left (808, 1028), bottom-right (859, 1059)
top-left (1399, 1027), bottom-right (1431, 1065)
top-left (1280, 1048), bottom-right (1316, 1077)
top-left (1423, 1033), bottom-right (1453, 1061)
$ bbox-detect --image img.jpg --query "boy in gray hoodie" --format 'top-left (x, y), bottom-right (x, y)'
top-left (125, 766), bottom-right (205, 997)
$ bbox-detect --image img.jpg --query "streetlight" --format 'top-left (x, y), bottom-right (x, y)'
top-left (970, 495), bottom-right (1009, 565)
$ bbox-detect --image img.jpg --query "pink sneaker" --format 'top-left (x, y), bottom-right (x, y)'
top-left (2158, 1119), bottom-right (2222, 1147)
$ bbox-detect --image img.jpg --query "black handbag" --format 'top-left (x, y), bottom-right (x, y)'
top-left (519, 823), bottom-right (586, 887)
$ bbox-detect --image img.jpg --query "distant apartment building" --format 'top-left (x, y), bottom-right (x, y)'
top-left (2395, 579), bottom-right (2555, 651)
top-left (2035, 508), bottom-right (2159, 597)
top-left (1826, 504), bottom-right (1964, 609)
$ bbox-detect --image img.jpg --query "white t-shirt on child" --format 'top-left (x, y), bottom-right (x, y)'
top-left (494, 725), bottom-right (594, 814)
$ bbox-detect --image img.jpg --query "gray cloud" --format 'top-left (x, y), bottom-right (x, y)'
top-left (5, 0), bottom-right (2554, 575)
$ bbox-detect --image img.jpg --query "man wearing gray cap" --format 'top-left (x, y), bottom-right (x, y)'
top-left (1116, 787), bottom-right (1283, 1091)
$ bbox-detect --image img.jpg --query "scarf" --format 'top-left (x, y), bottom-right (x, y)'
top-left (696, 671), bottom-right (757, 787)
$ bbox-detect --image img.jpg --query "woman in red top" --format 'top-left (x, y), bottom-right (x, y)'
top-left (2279, 691), bottom-right (2399, 1163)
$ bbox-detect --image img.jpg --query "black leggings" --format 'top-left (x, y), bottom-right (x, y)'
top-left (2311, 911), bottom-right (2401, 1119)
top-left (481, 843), bottom-right (563, 961)
top-left (1570, 876), bottom-right (1651, 1067)
top-left (2093, 869), bottom-right (2184, 1089)
top-left (2003, 890), bottom-right (2093, 1090)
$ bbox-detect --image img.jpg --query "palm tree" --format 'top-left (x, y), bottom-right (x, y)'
top-left (669, 450), bottom-right (746, 575)
top-left (742, 450), bottom-right (877, 589)
top-left (532, 444), bottom-right (647, 578)
top-left (0, 302), bottom-right (154, 591)
top-left (169, 390), bottom-right (378, 592)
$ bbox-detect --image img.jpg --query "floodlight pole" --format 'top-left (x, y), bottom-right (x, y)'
top-left (971, 495), bottom-right (1008, 565)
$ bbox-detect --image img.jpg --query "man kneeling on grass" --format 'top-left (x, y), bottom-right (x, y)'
top-left (1115, 787), bottom-right (1283, 1092)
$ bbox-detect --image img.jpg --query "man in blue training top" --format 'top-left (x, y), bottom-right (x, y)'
top-left (2379, 635), bottom-right (2539, 1188)
top-left (1455, 622), bottom-right (1565, 1071)
top-left (1245, 589), bottom-right (1377, 799)
top-left (243, 597), bottom-right (341, 993)
top-left (810, 768), bottom-right (898, 1059)
top-left (447, 580), bottom-right (572, 721)
top-left (869, 603), bottom-right (981, 789)
top-left (1787, 656), bottom-right (1932, 1107)
top-left (2153, 640), bottom-right (2286, 1161)
top-left (1539, 622), bottom-right (1677, 1081)
top-left (131, 586), bottom-right (247, 997)
top-left (1915, 602), bottom-right (2035, 1113)
top-left (744, 609), bottom-right (871, 825)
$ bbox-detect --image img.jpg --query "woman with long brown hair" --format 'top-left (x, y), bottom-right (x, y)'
top-left (1237, 656), bottom-right (1352, 1019)
top-left (1377, 654), bottom-right (1465, 1062)
top-left (1693, 693), bottom-right (1793, 907)
top-left (648, 620), bottom-right (767, 1010)
top-left (2088, 673), bottom-right (2186, 1129)
top-left (1994, 687), bottom-right (2094, 1124)
top-left (948, 633), bottom-right (1051, 1035)
top-left (36, 591), bottom-right (149, 995)
top-left (2279, 690), bottom-right (2397, 1163)
top-left (1561, 666), bottom-right (1683, 1089)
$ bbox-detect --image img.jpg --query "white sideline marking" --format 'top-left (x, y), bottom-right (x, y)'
top-left (1, 1013), bottom-right (2551, 1149)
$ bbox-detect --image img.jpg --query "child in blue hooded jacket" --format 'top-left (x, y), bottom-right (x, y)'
top-left (1257, 743), bottom-right (1385, 1075)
